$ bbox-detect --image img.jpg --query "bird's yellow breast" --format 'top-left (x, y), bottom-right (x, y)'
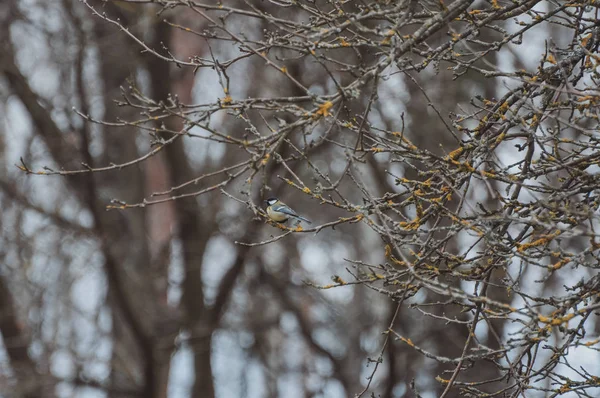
top-left (267, 206), bottom-right (289, 222)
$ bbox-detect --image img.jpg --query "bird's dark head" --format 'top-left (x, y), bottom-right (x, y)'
top-left (265, 197), bottom-right (279, 206)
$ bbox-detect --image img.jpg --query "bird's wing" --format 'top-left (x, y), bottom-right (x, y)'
top-left (272, 204), bottom-right (299, 217)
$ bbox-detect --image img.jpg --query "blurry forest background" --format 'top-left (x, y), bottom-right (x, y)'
top-left (1, 0), bottom-right (600, 397)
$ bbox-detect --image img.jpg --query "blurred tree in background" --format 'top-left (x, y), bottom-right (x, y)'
top-left (1, 0), bottom-right (600, 397)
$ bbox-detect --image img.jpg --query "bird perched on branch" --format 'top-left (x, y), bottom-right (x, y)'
top-left (265, 197), bottom-right (311, 224)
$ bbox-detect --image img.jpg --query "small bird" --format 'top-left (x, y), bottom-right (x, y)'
top-left (265, 197), bottom-right (311, 224)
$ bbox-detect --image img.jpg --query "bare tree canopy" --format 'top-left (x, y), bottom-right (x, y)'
top-left (1, 0), bottom-right (600, 397)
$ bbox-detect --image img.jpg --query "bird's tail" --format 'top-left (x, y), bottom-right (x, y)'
top-left (294, 215), bottom-right (312, 224)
